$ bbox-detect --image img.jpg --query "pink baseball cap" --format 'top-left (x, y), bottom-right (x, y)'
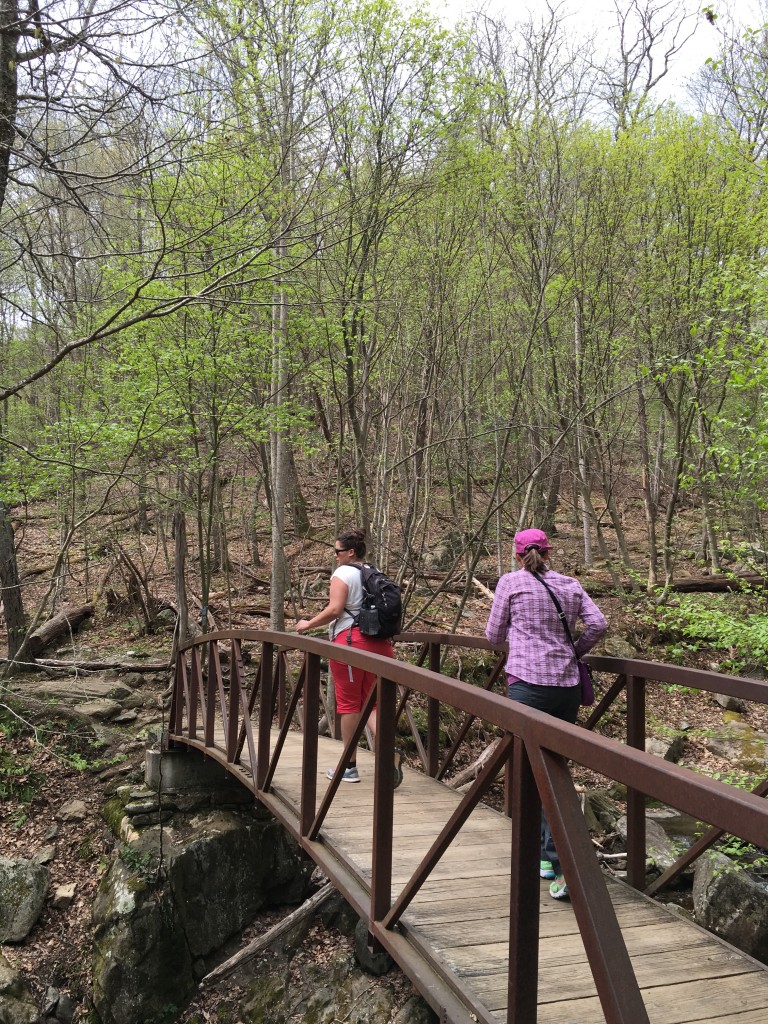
top-left (514, 528), bottom-right (552, 556)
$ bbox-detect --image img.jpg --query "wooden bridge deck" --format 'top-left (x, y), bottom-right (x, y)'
top-left (227, 729), bottom-right (768, 1024)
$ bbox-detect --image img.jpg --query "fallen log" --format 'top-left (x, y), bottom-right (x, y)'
top-left (669, 573), bottom-right (768, 593)
top-left (199, 882), bottom-right (335, 990)
top-left (447, 738), bottom-right (502, 790)
top-left (16, 603), bottom-right (94, 662)
top-left (31, 658), bottom-right (168, 673)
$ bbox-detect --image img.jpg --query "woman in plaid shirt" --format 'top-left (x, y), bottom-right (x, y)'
top-left (485, 528), bottom-right (607, 899)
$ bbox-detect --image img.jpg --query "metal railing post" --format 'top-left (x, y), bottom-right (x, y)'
top-left (427, 642), bottom-right (441, 777)
top-left (278, 652), bottom-right (287, 727)
top-left (370, 674), bottom-right (396, 939)
top-left (226, 646), bottom-right (240, 763)
top-left (204, 646), bottom-right (215, 747)
top-left (626, 674), bottom-right (647, 889)
top-left (507, 735), bottom-right (541, 1023)
top-left (300, 652), bottom-right (320, 836)
top-left (257, 642), bottom-right (274, 791)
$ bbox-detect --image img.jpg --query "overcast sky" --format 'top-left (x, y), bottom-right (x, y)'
top-left (425, 0), bottom-right (736, 104)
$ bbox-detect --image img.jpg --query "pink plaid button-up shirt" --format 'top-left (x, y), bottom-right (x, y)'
top-left (485, 568), bottom-right (607, 686)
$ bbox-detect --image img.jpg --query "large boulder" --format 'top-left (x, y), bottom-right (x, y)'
top-left (616, 815), bottom-right (684, 875)
top-left (0, 857), bottom-right (49, 943)
top-left (237, 945), bottom-right (437, 1024)
top-left (602, 638), bottom-right (638, 659)
top-left (23, 678), bottom-right (132, 702)
top-left (705, 720), bottom-right (768, 769)
top-left (91, 808), bottom-right (314, 1024)
top-left (0, 951), bottom-right (38, 1024)
top-left (693, 851), bottom-right (768, 963)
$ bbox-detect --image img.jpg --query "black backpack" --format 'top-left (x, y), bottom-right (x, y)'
top-left (350, 563), bottom-right (403, 638)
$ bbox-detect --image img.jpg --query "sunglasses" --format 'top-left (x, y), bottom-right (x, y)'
top-left (334, 546), bottom-right (352, 555)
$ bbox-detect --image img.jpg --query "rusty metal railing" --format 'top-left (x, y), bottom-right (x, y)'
top-left (167, 630), bottom-right (768, 1024)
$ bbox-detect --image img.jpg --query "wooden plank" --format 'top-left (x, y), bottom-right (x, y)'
top-left (197, 723), bottom-right (768, 1024)
top-left (469, 942), bottom-right (765, 1017)
top-left (448, 927), bottom-right (751, 982)
top-left (420, 911), bottom-right (686, 955)
top-left (529, 972), bottom-right (768, 1024)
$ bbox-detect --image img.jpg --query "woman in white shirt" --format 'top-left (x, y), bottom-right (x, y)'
top-left (295, 527), bottom-right (399, 784)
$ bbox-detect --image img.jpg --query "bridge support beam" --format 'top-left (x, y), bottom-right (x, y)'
top-left (145, 747), bottom-right (253, 807)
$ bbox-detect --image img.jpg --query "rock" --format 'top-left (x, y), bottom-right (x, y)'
top-left (42, 987), bottom-right (59, 1016)
top-left (154, 609), bottom-right (177, 627)
top-left (90, 724), bottom-right (120, 748)
top-left (0, 951), bottom-right (38, 1024)
top-left (645, 733), bottom-right (685, 763)
top-left (739, 664), bottom-right (768, 682)
top-left (123, 801), bottom-right (159, 816)
top-left (602, 638), bottom-right (638, 659)
top-left (242, 947), bottom-right (387, 1023)
top-left (713, 692), bottom-right (746, 712)
top-left (31, 846), bottom-right (56, 866)
top-left (129, 810), bottom-right (174, 828)
top-left (119, 673), bottom-right (144, 689)
top-left (0, 857), bottom-right (49, 942)
top-left (98, 762), bottom-right (134, 783)
top-left (318, 893), bottom-right (360, 936)
top-left (354, 918), bottom-right (394, 976)
top-left (120, 694), bottom-right (145, 710)
top-left (646, 805), bottom-right (701, 843)
top-left (54, 992), bottom-right (74, 1024)
top-left (56, 799), bottom-right (87, 823)
top-left (51, 883), bottom-right (76, 911)
top-left (91, 808), bottom-right (314, 1024)
top-left (73, 699), bottom-right (122, 721)
top-left (41, 988), bottom-right (75, 1024)
top-left (616, 816), bottom-right (684, 874)
top-left (25, 678), bottom-right (132, 701)
top-left (583, 789), bottom-right (623, 834)
top-left (112, 710), bottom-right (139, 724)
top-left (693, 851), bottom-right (768, 964)
top-left (393, 996), bottom-right (439, 1024)
top-left (706, 721), bottom-right (768, 767)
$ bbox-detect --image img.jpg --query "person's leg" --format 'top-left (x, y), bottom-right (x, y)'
top-left (329, 651), bottom-right (362, 771)
top-left (507, 681), bottom-right (581, 876)
top-left (352, 631), bottom-right (402, 786)
top-left (331, 631), bottom-right (400, 784)
top-left (329, 633), bottom-right (378, 776)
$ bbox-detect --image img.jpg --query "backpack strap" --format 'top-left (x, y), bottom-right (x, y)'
top-left (343, 562), bottom-right (367, 635)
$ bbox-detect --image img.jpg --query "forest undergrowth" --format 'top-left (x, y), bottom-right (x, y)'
top-left (2, 497), bottom-right (768, 1022)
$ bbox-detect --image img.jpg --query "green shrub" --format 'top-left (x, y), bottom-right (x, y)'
top-left (653, 594), bottom-right (768, 670)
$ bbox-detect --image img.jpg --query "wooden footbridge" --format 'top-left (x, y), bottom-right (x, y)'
top-left (167, 631), bottom-right (768, 1023)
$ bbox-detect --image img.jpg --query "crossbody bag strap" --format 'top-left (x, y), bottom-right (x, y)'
top-left (532, 570), bottom-right (579, 659)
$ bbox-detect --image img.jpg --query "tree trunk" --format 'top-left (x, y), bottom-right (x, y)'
top-left (174, 508), bottom-right (190, 648)
top-left (0, 499), bottom-right (24, 662)
top-left (0, 0), bottom-right (19, 213)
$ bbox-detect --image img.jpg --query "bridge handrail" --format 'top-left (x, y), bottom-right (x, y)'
top-left (168, 629), bottom-right (768, 1024)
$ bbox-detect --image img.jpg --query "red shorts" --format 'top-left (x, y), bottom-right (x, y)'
top-left (329, 626), bottom-right (394, 714)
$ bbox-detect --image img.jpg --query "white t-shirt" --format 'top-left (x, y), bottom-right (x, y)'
top-left (329, 563), bottom-right (363, 639)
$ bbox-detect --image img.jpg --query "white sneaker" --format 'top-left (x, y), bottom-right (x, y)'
top-left (326, 765), bottom-right (360, 783)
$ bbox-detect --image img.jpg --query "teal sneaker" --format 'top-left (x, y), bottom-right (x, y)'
top-left (549, 876), bottom-right (569, 900)
top-left (540, 859), bottom-right (555, 879)
top-left (393, 747), bottom-right (404, 790)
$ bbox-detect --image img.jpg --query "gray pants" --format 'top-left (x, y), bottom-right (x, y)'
top-left (506, 680), bottom-right (581, 876)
